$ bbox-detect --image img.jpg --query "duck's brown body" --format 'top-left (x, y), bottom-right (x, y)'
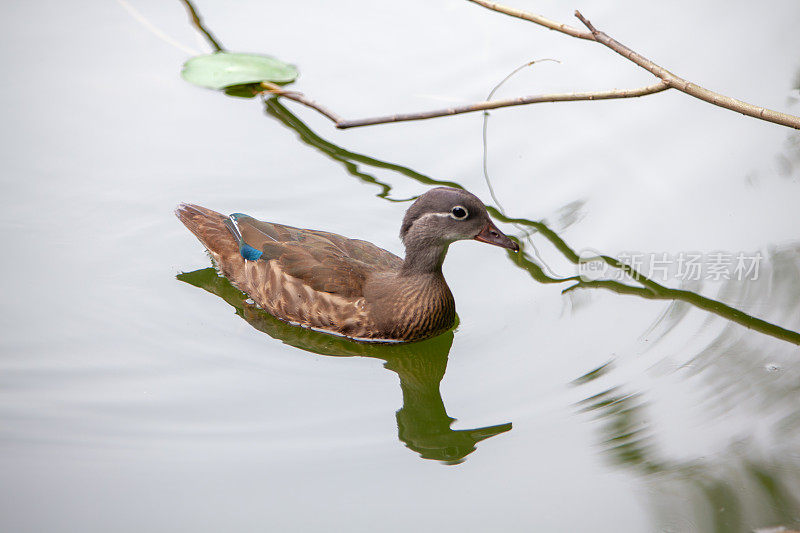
top-left (176, 188), bottom-right (517, 343)
top-left (177, 204), bottom-right (455, 341)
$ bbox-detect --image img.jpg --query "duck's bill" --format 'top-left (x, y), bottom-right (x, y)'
top-left (474, 222), bottom-right (519, 251)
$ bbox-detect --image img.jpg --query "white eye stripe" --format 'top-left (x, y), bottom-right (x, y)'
top-left (412, 208), bottom-right (470, 225)
top-left (415, 212), bottom-right (452, 223)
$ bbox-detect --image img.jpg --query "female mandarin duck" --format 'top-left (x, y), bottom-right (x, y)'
top-left (176, 187), bottom-right (518, 343)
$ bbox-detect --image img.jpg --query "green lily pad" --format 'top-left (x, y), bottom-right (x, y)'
top-left (181, 52), bottom-right (298, 91)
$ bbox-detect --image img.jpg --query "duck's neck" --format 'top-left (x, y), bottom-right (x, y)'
top-left (400, 241), bottom-right (450, 277)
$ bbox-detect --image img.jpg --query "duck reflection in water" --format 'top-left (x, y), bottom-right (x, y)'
top-left (177, 267), bottom-right (511, 464)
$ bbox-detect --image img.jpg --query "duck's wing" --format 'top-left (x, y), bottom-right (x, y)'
top-left (232, 215), bottom-right (402, 299)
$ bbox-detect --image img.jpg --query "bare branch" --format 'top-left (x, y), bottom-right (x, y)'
top-left (179, 0), bottom-right (225, 52)
top-left (336, 83), bottom-right (668, 128)
top-left (465, 1), bottom-right (800, 130)
top-left (257, 77), bottom-right (667, 128)
top-left (265, 83), bottom-right (668, 129)
top-left (572, 11), bottom-right (800, 130)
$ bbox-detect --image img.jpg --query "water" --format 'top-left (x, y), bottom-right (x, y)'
top-left (2, 0), bottom-right (799, 531)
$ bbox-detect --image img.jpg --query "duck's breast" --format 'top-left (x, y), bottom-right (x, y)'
top-left (363, 272), bottom-right (456, 341)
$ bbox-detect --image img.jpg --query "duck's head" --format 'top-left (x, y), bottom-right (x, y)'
top-left (400, 187), bottom-right (519, 252)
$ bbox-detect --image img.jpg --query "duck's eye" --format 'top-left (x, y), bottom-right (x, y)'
top-left (451, 206), bottom-right (468, 220)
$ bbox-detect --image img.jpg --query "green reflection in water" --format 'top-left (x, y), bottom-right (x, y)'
top-left (263, 97), bottom-right (800, 346)
top-left (571, 360), bottom-right (800, 532)
top-left (177, 267), bottom-right (512, 465)
top-left (263, 98), bottom-right (461, 202)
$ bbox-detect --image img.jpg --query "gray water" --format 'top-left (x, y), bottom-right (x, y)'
top-left (2, 1), bottom-right (800, 531)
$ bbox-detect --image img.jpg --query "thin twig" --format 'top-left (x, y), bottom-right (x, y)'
top-left (118, 0), bottom-right (199, 55)
top-left (467, 0), bottom-right (594, 40)
top-left (179, 0), bottom-right (225, 52)
top-left (483, 59), bottom-right (543, 208)
top-left (481, 59), bottom-right (565, 280)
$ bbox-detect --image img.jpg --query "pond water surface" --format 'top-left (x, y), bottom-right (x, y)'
top-left (2, 1), bottom-right (800, 532)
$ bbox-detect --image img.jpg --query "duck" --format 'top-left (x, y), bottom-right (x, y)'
top-left (176, 187), bottom-right (518, 343)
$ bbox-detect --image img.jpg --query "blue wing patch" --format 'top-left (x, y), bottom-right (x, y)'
top-left (240, 243), bottom-right (263, 261)
top-left (225, 213), bottom-right (263, 261)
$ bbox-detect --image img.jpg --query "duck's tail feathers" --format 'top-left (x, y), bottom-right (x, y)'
top-left (175, 203), bottom-right (240, 261)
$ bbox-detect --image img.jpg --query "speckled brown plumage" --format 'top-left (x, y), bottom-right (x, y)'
top-left (176, 188), bottom-right (517, 342)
